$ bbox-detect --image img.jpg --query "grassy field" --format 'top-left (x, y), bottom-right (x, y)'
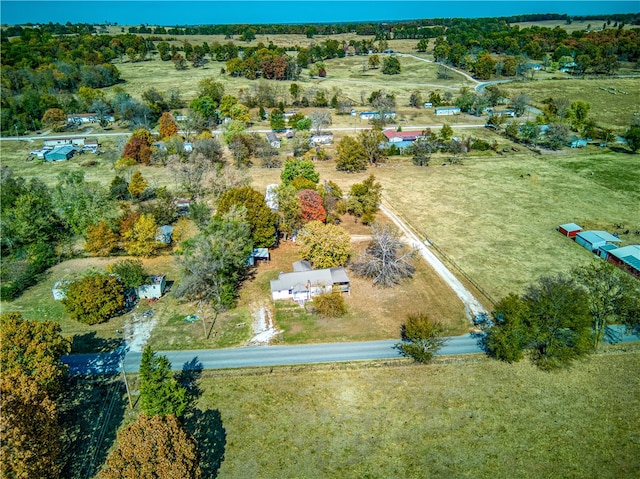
top-left (502, 77), bottom-right (640, 130)
top-left (178, 348), bottom-right (640, 479)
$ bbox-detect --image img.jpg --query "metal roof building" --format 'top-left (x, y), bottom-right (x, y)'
top-left (606, 244), bottom-right (640, 279)
top-left (575, 230), bottom-right (621, 252)
top-left (44, 145), bottom-right (75, 161)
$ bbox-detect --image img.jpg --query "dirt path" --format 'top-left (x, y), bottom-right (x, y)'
top-left (248, 303), bottom-right (280, 345)
top-left (379, 203), bottom-right (487, 322)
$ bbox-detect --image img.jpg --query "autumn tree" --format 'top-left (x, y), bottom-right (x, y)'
top-left (85, 220), bottom-right (120, 256)
top-left (336, 135), bottom-right (367, 172)
top-left (368, 54), bottom-right (380, 69)
top-left (123, 213), bottom-right (163, 257)
top-left (298, 221), bottom-right (352, 269)
top-left (128, 170), bottom-right (148, 199)
top-left (62, 273), bottom-right (125, 324)
top-left (159, 111), bottom-right (178, 138)
top-left (474, 53), bottom-right (496, 80)
top-left (139, 346), bottom-right (189, 418)
top-left (216, 186), bottom-right (277, 247)
top-left (396, 313), bottom-right (446, 363)
top-left (312, 291), bottom-right (347, 317)
top-left (98, 413), bottom-right (201, 479)
top-left (123, 128), bottom-right (154, 165)
top-left (1, 313), bottom-right (71, 479)
top-left (351, 223), bottom-right (416, 287)
top-left (297, 189), bottom-right (326, 223)
top-left (41, 108), bottom-right (66, 129)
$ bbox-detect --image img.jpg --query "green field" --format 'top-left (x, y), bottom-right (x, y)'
top-left (181, 349), bottom-right (640, 478)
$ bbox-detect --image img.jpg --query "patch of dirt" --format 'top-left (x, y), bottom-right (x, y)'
top-left (124, 304), bottom-right (158, 352)
top-left (248, 303), bottom-right (280, 345)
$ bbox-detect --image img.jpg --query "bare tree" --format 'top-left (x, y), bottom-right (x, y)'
top-left (310, 110), bottom-right (332, 135)
top-left (167, 153), bottom-right (211, 197)
top-left (351, 223), bottom-right (417, 287)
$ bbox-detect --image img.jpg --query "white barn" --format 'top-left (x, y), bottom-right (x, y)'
top-left (137, 275), bottom-right (167, 299)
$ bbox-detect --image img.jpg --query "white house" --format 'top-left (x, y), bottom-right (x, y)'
top-left (310, 133), bottom-right (333, 145)
top-left (266, 132), bottom-right (281, 148)
top-left (137, 275), bottom-right (167, 299)
top-left (434, 107), bottom-right (461, 116)
top-left (270, 262), bottom-right (350, 302)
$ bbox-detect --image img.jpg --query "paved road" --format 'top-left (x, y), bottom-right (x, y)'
top-left (62, 334), bottom-right (484, 374)
top-left (62, 326), bottom-right (638, 375)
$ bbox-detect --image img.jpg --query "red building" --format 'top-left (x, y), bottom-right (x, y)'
top-left (557, 223), bottom-right (582, 238)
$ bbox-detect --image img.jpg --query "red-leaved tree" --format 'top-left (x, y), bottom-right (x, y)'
top-left (298, 189), bottom-right (326, 223)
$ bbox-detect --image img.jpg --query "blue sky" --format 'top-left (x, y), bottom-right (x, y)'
top-left (1, 1), bottom-right (638, 26)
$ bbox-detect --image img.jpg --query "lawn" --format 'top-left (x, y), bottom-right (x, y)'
top-left (187, 348), bottom-right (640, 479)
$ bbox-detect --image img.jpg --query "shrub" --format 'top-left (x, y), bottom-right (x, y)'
top-left (312, 291), bottom-right (347, 317)
top-left (397, 312), bottom-right (446, 363)
top-left (62, 273), bottom-right (125, 325)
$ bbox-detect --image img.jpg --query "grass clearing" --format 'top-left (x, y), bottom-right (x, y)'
top-left (189, 348), bottom-right (640, 478)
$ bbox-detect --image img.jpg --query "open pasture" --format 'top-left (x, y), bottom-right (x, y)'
top-left (375, 147), bottom-right (640, 300)
top-left (198, 349), bottom-right (640, 479)
top-left (502, 77), bottom-right (640, 130)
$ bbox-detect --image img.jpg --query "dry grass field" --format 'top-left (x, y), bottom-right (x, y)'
top-left (193, 348), bottom-right (640, 479)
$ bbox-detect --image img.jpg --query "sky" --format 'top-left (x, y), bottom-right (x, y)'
top-left (1, 0), bottom-right (638, 26)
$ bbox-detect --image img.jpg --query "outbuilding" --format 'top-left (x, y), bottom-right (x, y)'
top-left (434, 107), bottom-right (461, 116)
top-left (156, 225), bottom-right (174, 244)
top-left (44, 145), bottom-right (75, 162)
top-left (575, 230), bottom-right (621, 252)
top-left (557, 223), bottom-right (582, 238)
top-left (605, 244), bottom-right (640, 279)
top-left (266, 132), bottom-right (281, 148)
top-left (137, 275), bottom-right (167, 299)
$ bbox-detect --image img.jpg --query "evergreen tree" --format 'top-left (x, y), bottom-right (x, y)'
top-left (139, 346), bottom-right (189, 418)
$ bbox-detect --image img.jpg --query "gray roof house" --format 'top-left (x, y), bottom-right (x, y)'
top-left (156, 225), bottom-right (174, 244)
top-left (271, 263), bottom-right (350, 302)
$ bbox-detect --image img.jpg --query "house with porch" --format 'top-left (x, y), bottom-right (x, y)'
top-left (270, 261), bottom-right (350, 302)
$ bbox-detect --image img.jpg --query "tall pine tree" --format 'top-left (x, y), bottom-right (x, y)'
top-left (139, 346), bottom-right (188, 418)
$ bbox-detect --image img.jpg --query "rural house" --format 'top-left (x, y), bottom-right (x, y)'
top-left (557, 223), bottom-right (583, 238)
top-left (575, 230), bottom-right (621, 252)
top-left (434, 107), bottom-right (461, 116)
top-left (270, 261), bottom-right (350, 302)
top-left (137, 275), bottom-right (167, 299)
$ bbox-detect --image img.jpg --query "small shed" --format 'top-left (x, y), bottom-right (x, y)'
top-left (52, 280), bottom-right (72, 300)
top-left (156, 225), bottom-right (174, 244)
top-left (175, 198), bottom-right (192, 215)
top-left (266, 132), bottom-right (281, 148)
top-left (137, 275), bottom-right (167, 299)
top-left (44, 145), bottom-right (75, 162)
top-left (575, 230), bottom-right (621, 252)
top-left (557, 223), bottom-right (583, 238)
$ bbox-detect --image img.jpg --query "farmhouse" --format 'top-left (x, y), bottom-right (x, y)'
top-left (137, 275), bottom-right (167, 299)
top-left (383, 129), bottom-right (422, 142)
top-left (605, 244), bottom-right (640, 279)
top-left (266, 131), bottom-right (281, 148)
top-left (359, 111), bottom-right (397, 120)
top-left (575, 230), bottom-right (621, 252)
top-left (270, 261), bottom-right (350, 302)
top-left (557, 223), bottom-right (583, 238)
top-left (44, 145), bottom-right (75, 162)
top-left (434, 107), bottom-right (461, 116)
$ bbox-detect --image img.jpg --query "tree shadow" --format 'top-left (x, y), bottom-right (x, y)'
top-left (71, 332), bottom-right (123, 354)
top-left (178, 358), bottom-right (227, 478)
top-left (59, 375), bottom-right (128, 479)
top-left (185, 409), bottom-right (227, 479)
